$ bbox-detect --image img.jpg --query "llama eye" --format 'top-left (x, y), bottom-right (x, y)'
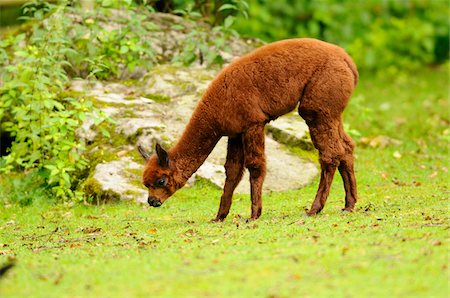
top-left (155, 177), bottom-right (167, 188)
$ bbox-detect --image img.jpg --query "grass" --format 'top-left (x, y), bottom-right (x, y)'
top-left (0, 66), bottom-right (449, 297)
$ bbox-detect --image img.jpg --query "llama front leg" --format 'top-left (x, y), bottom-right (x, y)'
top-left (213, 136), bottom-right (245, 222)
top-left (243, 125), bottom-right (266, 220)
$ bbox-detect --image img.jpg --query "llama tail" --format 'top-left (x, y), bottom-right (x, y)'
top-left (343, 56), bottom-right (359, 87)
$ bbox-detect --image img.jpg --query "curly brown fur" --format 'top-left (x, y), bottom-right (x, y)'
top-left (139, 38), bottom-right (359, 220)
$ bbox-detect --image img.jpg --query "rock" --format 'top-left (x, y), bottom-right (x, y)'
top-left (83, 157), bottom-right (147, 203)
top-left (266, 113), bottom-right (314, 151)
top-left (71, 14), bottom-right (318, 202)
top-left (195, 137), bottom-right (318, 194)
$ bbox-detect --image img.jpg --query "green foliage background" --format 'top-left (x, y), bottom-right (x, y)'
top-left (173, 0), bottom-right (450, 73)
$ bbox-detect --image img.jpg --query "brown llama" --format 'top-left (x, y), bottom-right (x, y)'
top-left (138, 38), bottom-right (358, 221)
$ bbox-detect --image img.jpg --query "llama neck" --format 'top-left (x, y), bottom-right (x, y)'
top-left (170, 109), bottom-right (220, 185)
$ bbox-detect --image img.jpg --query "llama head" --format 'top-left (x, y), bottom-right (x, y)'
top-left (138, 144), bottom-right (179, 207)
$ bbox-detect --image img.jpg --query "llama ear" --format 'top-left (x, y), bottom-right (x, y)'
top-left (155, 143), bottom-right (170, 168)
top-left (137, 145), bottom-right (150, 161)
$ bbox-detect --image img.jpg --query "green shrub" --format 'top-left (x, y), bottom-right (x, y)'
top-left (231, 0), bottom-right (449, 72)
top-left (65, 4), bottom-right (158, 79)
top-left (0, 1), bottom-right (108, 200)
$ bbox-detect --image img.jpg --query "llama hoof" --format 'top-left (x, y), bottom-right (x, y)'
top-left (305, 210), bottom-right (320, 216)
top-left (245, 217), bottom-right (257, 223)
top-left (210, 217), bottom-right (225, 223)
top-left (341, 207), bottom-right (354, 213)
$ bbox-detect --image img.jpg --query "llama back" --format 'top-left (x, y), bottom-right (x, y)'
top-left (198, 38), bottom-right (357, 134)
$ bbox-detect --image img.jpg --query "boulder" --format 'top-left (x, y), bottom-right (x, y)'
top-left (69, 16), bottom-right (318, 202)
top-left (74, 64), bottom-right (318, 202)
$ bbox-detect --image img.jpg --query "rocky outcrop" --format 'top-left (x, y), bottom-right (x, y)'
top-left (69, 14), bottom-right (318, 203)
top-left (73, 63), bottom-right (318, 203)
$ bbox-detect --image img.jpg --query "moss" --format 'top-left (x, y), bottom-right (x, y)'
top-left (127, 148), bottom-right (146, 164)
top-left (60, 89), bottom-right (85, 99)
top-left (120, 79), bottom-right (139, 87)
top-left (195, 74), bottom-right (214, 81)
top-left (144, 93), bottom-right (171, 103)
top-left (90, 96), bottom-right (132, 109)
top-left (82, 176), bottom-right (121, 203)
top-left (123, 189), bottom-right (143, 198)
top-left (266, 126), bottom-right (315, 151)
top-left (125, 167), bottom-right (144, 189)
top-left (285, 145), bottom-right (319, 164)
top-left (117, 109), bottom-right (138, 118)
top-left (86, 146), bottom-right (118, 165)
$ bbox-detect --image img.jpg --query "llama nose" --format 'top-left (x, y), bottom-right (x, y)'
top-left (148, 197), bottom-right (162, 207)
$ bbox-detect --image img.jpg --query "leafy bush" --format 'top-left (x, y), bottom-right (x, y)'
top-left (0, 2), bottom-right (108, 200)
top-left (170, 5), bottom-right (241, 66)
top-left (64, 4), bottom-right (158, 79)
top-left (231, 0), bottom-right (449, 72)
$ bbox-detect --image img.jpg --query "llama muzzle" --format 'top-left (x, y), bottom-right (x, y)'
top-left (148, 196), bottom-right (162, 207)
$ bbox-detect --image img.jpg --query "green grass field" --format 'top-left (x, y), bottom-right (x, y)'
top-left (0, 67), bottom-right (448, 297)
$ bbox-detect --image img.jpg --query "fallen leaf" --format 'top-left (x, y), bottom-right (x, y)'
top-left (429, 171), bottom-right (438, 178)
top-left (82, 227), bottom-right (101, 234)
top-left (392, 178), bottom-right (406, 186)
top-left (360, 135), bottom-right (402, 148)
top-left (295, 220), bottom-right (305, 226)
top-left (393, 151), bottom-right (402, 159)
top-left (431, 240), bottom-right (442, 246)
top-left (117, 150), bottom-right (129, 157)
top-left (147, 228), bottom-right (157, 233)
top-left (342, 247), bottom-right (349, 256)
top-left (54, 272), bottom-right (64, 285)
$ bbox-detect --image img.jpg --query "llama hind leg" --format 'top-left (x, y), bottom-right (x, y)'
top-left (338, 127), bottom-right (358, 211)
top-left (305, 119), bottom-right (344, 215)
top-left (243, 124), bottom-right (266, 220)
top-left (213, 136), bottom-right (245, 222)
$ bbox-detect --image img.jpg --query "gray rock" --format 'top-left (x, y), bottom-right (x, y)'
top-left (267, 114), bottom-right (314, 151)
top-left (196, 137), bottom-right (318, 194)
top-left (91, 157), bottom-right (147, 203)
top-left (76, 61), bottom-right (318, 202)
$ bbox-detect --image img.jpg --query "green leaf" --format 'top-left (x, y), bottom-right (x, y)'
top-left (218, 4), bottom-right (238, 12)
top-left (101, 128), bottom-right (111, 138)
top-left (224, 16), bottom-right (235, 29)
top-left (101, 0), bottom-right (113, 7)
top-left (120, 45), bottom-right (129, 54)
